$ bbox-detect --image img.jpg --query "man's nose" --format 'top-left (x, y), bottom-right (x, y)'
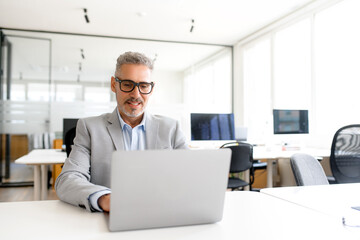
top-left (129, 85), bottom-right (141, 97)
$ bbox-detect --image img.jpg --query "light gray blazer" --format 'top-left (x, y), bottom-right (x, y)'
top-left (55, 108), bottom-right (188, 212)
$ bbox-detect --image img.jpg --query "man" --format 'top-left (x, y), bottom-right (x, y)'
top-left (55, 52), bottom-right (188, 212)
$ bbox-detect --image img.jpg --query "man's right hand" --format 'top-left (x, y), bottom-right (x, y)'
top-left (98, 193), bottom-right (111, 212)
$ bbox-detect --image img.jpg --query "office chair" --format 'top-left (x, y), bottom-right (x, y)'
top-left (64, 127), bottom-right (76, 157)
top-left (290, 153), bottom-right (329, 186)
top-left (330, 124), bottom-right (360, 183)
top-left (220, 142), bottom-right (254, 191)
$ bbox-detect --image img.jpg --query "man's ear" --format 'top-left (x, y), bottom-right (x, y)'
top-left (111, 76), bottom-right (116, 93)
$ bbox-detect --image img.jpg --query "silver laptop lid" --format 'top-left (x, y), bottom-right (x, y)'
top-left (109, 149), bottom-right (231, 231)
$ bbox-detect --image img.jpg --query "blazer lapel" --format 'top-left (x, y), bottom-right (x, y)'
top-left (145, 113), bottom-right (159, 149)
top-left (107, 108), bottom-right (125, 150)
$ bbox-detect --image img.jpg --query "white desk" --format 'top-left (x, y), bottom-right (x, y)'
top-left (191, 143), bottom-right (330, 188)
top-left (253, 146), bottom-right (330, 188)
top-left (15, 149), bottom-right (66, 200)
top-left (261, 183), bottom-right (360, 219)
top-left (13, 147), bottom-right (330, 197)
top-left (0, 191), bottom-right (357, 240)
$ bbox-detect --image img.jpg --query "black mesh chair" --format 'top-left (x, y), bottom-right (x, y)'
top-left (330, 124), bottom-right (360, 183)
top-left (64, 127), bottom-right (77, 157)
top-left (220, 142), bottom-right (254, 191)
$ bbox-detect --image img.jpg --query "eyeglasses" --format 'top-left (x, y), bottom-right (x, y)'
top-left (114, 77), bottom-right (154, 94)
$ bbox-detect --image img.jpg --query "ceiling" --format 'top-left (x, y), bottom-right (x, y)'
top-left (0, 0), bottom-right (315, 45)
top-left (0, 0), bottom-right (318, 82)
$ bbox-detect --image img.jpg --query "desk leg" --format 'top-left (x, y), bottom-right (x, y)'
top-left (33, 165), bottom-right (41, 200)
top-left (244, 170), bottom-right (250, 191)
top-left (266, 159), bottom-right (274, 188)
top-left (41, 165), bottom-right (48, 200)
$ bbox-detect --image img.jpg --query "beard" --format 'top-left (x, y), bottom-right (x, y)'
top-left (119, 97), bottom-right (145, 118)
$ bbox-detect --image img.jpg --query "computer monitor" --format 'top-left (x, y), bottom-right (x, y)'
top-left (273, 109), bottom-right (309, 134)
top-left (191, 113), bottom-right (235, 141)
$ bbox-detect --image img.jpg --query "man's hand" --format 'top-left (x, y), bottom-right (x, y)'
top-left (98, 194), bottom-right (111, 212)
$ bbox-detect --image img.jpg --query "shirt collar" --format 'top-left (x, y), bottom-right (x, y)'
top-left (116, 108), bottom-right (146, 131)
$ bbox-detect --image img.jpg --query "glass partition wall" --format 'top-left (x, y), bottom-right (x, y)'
top-left (0, 29), bottom-right (233, 184)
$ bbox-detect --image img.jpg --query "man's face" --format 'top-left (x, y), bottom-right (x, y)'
top-left (111, 64), bottom-right (153, 124)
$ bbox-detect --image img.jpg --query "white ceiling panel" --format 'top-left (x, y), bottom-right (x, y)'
top-left (0, 0), bottom-right (315, 45)
top-left (0, 0), bottom-right (320, 83)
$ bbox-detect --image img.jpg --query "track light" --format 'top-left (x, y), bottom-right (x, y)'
top-left (79, 62), bottom-right (82, 72)
top-left (80, 49), bottom-right (85, 59)
top-left (190, 19), bottom-right (194, 33)
top-left (83, 8), bottom-right (90, 23)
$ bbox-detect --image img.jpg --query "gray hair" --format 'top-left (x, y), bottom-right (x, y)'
top-left (115, 51), bottom-right (154, 75)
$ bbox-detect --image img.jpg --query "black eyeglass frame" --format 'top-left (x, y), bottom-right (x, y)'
top-left (114, 77), bottom-right (154, 94)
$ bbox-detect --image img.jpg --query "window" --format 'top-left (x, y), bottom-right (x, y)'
top-left (240, 0), bottom-right (360, 147)
top-left (28, 83), bottom-right (50, 101)
top-left (214, 55), bottom-right (232, 110)
top-left (84, 87), bottom-right (110, 102)
top-left (273, 19), bottom-right (311, 109)
top-left (184, 49), bottom-right (232, 113)
top-left (314, 0), bottom-right (360, 144)
top-left (56, 84), bottom-right (82, 102)
top-left (243, 38), bottom-right (271, 142)
top-left (11, 84), bottom-right (26, 101)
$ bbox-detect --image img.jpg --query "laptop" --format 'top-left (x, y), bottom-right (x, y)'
top-left (109, 148), bottom-right (231, 231)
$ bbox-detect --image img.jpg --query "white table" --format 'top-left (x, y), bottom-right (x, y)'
top-left (0, 191), bottom-right (357, 240)
top-left (261, 183), bottom-right (360, 219)
top-left (15, 149), bottom-right (66, 200)
top-left (253, 146), bottom-right (330, 188)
